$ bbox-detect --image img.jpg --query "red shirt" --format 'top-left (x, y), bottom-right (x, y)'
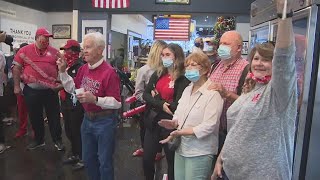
top-left (156, 74), bottom-right (174, 102)
top-left (74, 61), bottom-right (121, 112)
top-left (14, 44), bottom-right (59, 84)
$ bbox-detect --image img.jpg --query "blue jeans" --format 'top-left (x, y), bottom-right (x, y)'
top-left (81, 114), bottom-right (117, 180)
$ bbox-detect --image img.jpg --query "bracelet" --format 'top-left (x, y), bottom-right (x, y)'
top-left (277, 10), bottom-right (293, 19)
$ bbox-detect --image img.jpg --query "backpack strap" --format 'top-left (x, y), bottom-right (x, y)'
top-left (236, 64), bottom-right (250, 95)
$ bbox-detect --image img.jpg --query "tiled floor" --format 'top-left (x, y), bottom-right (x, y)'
top-left (0, 119), bottom-right (167, 180)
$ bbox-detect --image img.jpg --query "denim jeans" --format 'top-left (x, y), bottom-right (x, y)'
top-left (81, 113), bottom-right (117, 180)
top-left (174, 152), bottom-right (214, 180)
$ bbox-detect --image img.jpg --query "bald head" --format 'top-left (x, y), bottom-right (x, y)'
top-left (219, 30), bottom-right (243, 60)
top-left (221, 31), bottom-right (243, 45)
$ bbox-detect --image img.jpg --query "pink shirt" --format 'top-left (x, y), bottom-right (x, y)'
top-left (74, 61), bottom-right (121, 112)
top-left (14, 44), bottom-right (59, 84)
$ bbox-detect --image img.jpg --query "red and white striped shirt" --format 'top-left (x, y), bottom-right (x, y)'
top-left (209, 58), bottom-right (248, 131)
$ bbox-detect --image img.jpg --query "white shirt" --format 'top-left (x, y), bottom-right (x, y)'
top-left (173, 81), bottom-right (224, 157)
top-left (59, 57), bottom-right (121, 109)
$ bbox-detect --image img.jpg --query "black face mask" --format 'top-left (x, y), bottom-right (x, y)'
top-left (194, 42), bottom-right (201, 47)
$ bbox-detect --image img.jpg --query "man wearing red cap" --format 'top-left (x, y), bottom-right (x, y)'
top-left (59, 40), bottom-right (85, 170)
top-left (12, 27), bottom-right (65, 151)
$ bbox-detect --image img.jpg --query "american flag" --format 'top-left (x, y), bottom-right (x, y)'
top-left (91, 0), bottom-right (130, 8)
top-left (154, 17), bottom-right (190, 41)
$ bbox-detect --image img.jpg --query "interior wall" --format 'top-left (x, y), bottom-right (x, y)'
top-left (47, 12), bottom-right (73, 49)
top-left (0, 0), bottom-right (47, 54)
top-left (0, 0), bottom-right (73, 54)
top-left (111, 14), bottom-right (150, 39)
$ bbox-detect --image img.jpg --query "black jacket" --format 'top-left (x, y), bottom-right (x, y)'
top-left (60, 59), bottom-right (84, 109)
top-left (143, 71), bottom-right (190, 116)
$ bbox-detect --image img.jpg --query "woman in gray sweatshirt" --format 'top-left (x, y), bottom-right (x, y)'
top-left (212, 0), bottom-right (297, 179)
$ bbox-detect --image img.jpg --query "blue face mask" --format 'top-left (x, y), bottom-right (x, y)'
top-left (185, 69), bottom-right (200, 82)
top-left (206, 46), bottom-right (214, 52)
top-left (218, 45), bottom-right (232, 60)
top-left (162, 58), bottom-right (173, 67)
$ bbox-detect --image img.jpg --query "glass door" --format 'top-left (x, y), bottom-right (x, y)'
top-left (249, 21), bottom-right (271, 51)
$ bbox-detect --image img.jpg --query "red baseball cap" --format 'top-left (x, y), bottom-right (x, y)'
top-left (60, 39), bottom-right (81, 52)
top-left (36, 27), bottom-right (53, 37)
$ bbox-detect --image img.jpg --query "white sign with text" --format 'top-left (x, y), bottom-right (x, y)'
top-left (0, 18), bottom-right (37, 55)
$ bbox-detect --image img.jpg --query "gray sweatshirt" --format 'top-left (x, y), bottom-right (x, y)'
top-left (222, 44), bottom-right (297, 180)
top-left (135, 64), bottom-right (155, 101)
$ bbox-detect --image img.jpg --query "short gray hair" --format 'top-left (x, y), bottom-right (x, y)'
top-left (83, 32), bottom-right (105, 49)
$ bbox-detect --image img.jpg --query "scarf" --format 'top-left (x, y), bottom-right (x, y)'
top-left (248, 72), bottom-right (271, 84)
top-left (19, 53), bottom-right (60, 89)
top-left (64, 51), bottom-right (79, 68)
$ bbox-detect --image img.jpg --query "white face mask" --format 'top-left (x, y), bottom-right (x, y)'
top-left (217, 45), bottom-right (232, 60)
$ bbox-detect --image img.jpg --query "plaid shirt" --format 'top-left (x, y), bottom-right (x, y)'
top-left (209, 57), bottom-right (248, 132)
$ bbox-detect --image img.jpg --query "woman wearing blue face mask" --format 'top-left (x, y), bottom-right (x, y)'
top-left (142, 43), bottom-right (190, 180)
top-left (158, 52), bottom-right (224, 180)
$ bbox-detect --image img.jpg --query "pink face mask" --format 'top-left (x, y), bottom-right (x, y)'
top-left (39, 40), bottom-right (49, 49)
top-left (64, 51), bottom-right (79, 67)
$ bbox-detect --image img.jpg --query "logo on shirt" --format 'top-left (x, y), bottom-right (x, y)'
top-left (81, 76), bottom-right (101, 94)
top-left (252, 93), bottom-right (261, 102)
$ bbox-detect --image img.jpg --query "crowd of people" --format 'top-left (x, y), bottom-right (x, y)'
top-left (0, 0), bottom-right (298, 179)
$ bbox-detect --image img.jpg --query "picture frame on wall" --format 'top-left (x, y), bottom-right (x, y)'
top-left (52, 24), bottom-right (71, 39)
top-left (242, 41), bottom-right (249, 55)
top-left (85, 27), bottom-right (104, 35)
top-left (155, 0), bottom-right (190, 5)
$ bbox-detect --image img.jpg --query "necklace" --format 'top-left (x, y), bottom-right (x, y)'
top-left (34, 44), bottom-right (48, 57)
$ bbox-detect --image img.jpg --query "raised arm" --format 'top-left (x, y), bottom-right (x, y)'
top-left (271, 0), bottom-right (296, 107)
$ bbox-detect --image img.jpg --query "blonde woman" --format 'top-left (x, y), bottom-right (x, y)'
top-left (132, 40), bottom-right (167, 160)
top-left (143, 43), bottom-right (190, 180)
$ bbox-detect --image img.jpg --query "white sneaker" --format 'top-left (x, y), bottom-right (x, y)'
top-left (2, 117), bottom-right (14, 122)
top-left (0, 144), bottom-right (6, 154)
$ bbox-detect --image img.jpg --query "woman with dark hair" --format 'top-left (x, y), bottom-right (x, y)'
top-left (142, 43), bottom-right (190, 180)
top-left (212, 0), bottom-right (297, 179)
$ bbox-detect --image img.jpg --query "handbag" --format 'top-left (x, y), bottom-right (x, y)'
top-left (167, 94), bottom-right (202, 151)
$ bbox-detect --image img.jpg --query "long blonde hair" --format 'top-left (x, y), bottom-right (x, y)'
top-left (242, 42), bottom-right (275, 93)
top-left (157, 43), bottom-right (185, 81)
top-left (147, 40), bottom-right (167, 70)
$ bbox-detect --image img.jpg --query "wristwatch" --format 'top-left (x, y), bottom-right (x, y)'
top-left (95, 96), bottom-right (98, 103)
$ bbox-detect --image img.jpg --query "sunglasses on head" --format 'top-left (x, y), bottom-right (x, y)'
top-left (262, 41), bottom-right (275, 46)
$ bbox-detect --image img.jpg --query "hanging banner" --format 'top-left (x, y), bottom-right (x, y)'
top-left (0, 18), bottom-right (37, 55)
top-left (1, 18), bottom-right (37, 45)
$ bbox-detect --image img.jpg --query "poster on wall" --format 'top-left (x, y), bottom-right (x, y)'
top-left (85, 27), bottom-right (103, 35)
top-left (82, 20), bottom-right (107, 59)
top-left (0, 18), bottom-right (37, 55)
